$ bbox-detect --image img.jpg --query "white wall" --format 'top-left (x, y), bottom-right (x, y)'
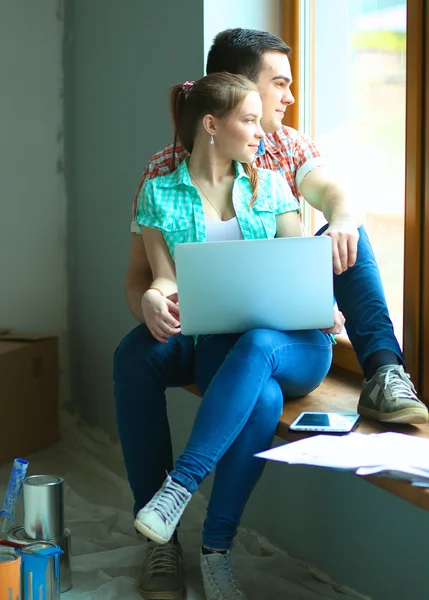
top-left (204, 0), bottom-right (282, 65)
top-left (0, 0), bottom-right (68, 399)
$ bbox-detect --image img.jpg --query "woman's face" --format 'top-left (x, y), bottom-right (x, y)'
top-left (214, 91), bottom-right (265, 163)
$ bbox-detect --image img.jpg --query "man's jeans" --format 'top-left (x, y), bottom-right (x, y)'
top-left (113, 225), bottom-right (402, 546)
top-left (316, 225), bottom-right (402, 367)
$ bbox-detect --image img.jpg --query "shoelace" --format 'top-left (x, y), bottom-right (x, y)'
top-left (205, 554), bottom-right (242, 599)
top-left (382, 367), bottom-right (418, 401)
top-left (151, 479), bottom-right (189, 525)
top-left (146, 543), bottom-right (180, 576)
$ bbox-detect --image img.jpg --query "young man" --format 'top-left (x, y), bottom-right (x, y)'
top-left (114, 28), bottom-right (428, 600)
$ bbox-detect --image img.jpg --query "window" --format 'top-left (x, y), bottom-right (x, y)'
top-left (306, 0), bottom-right (407, 347)
top-left (283, 0), bottom-right (429, 402)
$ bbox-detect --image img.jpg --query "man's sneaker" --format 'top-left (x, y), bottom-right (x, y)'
top-left (200, 550), bottom-right (246, 600)
top-left (358, 365), bottom-right (429, 424)
top-left (138, 541), bottom-right (185, 599)
top-left (134, 476), bottom-right (192, 544)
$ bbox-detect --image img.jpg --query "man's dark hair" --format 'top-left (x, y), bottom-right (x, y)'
top-left (206, 28), bottom-right (291, 82)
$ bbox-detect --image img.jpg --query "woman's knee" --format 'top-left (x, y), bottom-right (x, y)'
top-left (113, 325), bottom-right (158, 380)
top-left (234, 329), bottom-right (278, 358)
top-left (281, 347), bottom-right (332, 398)
top-left (235, 328), bottom-right (330, 358)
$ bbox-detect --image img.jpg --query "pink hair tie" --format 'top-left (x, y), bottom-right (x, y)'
top-left (181, 80), bottom-right (194, 96)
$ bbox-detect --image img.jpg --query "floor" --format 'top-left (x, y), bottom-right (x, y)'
top-left (0, 414), bottom-right (371, 600)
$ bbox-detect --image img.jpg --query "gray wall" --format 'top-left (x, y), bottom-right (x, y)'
top-left (65, 2), bottom-right (429, 599)
top-left (65, 0), bottom-right (204, 429)
top-left (0, 0), bottom-right (69, 402)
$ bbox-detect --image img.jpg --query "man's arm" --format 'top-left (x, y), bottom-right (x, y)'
top-left (300, 167), bottom-right (360, 275)
top-left (125, 233), bottom-right (152, 323)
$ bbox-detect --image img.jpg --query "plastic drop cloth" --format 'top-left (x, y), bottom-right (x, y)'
top-left (0, 414), bottom-right (371, 600)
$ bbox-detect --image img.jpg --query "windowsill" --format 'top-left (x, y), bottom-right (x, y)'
top-left (183, 368), bottom-right (429, 512)
top-left (332, 336), bottom-right (362, 375)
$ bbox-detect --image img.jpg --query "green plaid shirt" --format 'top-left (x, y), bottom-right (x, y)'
top-left (136, 158), bottom-right (300, 259)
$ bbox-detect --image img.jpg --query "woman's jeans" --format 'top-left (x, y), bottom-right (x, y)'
top-left (113, 225), bottom-right (403, 545)
top-left (170, 328), bottom-right (332, 549)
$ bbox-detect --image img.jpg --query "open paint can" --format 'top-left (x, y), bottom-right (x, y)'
top-left (0, 551), bottom-right (21, 600)
top-left (16, 541), bottom-right (63, 600)
top-left (8, 525), bottom-right (72, 593)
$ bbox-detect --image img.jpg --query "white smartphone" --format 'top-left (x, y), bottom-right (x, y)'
top-left (289, 411), bottom-right (360, 434)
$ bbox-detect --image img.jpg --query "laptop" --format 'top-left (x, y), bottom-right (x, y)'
top-left (175, 236), bottom-right (334, 336)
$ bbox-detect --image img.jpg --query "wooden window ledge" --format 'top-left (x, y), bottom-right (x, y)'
top-left (183, 368), bottom-right (429, 512)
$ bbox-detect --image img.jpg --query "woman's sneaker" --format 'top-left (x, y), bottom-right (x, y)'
top-left (134, 476), bottom-right (192, 544)
top-left (200, 550), bottom-right (247, 600)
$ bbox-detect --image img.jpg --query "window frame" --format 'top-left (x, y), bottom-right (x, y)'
top-left (422, 0), bottom-right (429, 404)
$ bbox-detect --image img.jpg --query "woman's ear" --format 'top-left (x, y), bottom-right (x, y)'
top-left (202, 114), bottom-right (216, 136)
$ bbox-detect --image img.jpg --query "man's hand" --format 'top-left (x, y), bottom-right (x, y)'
top-left (324, 220), bottom-right (359, 275)
top-left (321, 304), bottom-right (345, 335)
top-left (299, 168), bottom-right (360, 275)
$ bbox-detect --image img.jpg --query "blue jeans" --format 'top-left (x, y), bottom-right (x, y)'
top-left (171, 329), bottom-right (332, 549)
top-left (114, 225), bottom-right (402, 542)
top-left (114, 325), bottom-right (195, 517)
top-left (316, 225), bottom-right (403, 368)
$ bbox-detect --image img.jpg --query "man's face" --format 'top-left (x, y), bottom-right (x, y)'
top-left (256, 51), bottom-right (295, 134)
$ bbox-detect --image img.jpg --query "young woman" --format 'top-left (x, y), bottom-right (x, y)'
top-left (134, 73), bottom-right (336, 599)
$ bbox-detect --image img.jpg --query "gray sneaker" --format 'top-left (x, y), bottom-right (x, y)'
top-left (200, 550), bottom-right (246, 600)
top-left (358, 365), bottom-right (429, 424)
top-left (139, 542), bottom-right (185, 599)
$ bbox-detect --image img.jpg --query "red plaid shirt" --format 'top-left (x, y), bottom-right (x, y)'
top-left (131, 126), bottom-right (323, 233)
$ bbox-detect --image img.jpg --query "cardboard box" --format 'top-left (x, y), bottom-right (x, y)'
top-left (0, 332), bottom-right (59, 464)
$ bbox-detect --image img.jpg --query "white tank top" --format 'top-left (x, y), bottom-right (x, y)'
top-left (205, 215), bottom-right (244, 242)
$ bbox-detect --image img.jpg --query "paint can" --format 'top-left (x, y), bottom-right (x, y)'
top-left (16, 542), bottom-right (63, 600)
top-left (8, 526), bottom-right (72, 593)
top-left (23, 475), bottom-right (64, 540)
top-left (0, 550), bottom-right (21, 600)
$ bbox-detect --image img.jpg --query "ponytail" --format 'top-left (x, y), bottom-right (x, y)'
top-left (169, 81), bottom-right (195, 170)
top-left (169, 84), bottom-right (184, 171)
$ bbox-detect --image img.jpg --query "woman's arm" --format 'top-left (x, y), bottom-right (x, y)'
top-left (275, 211), bottom-right (303, 238)
top-left (140, 226), bottom-right (180, 343)
top-left (125, 234), bottom-right (152, 323)
top-left (141, 226), bottom-right (178, 297)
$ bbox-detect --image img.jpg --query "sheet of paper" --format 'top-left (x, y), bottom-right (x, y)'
top-left (256, 433), bottom-right (379, 470)
top-left (356, 464), bottom-right (429, 484)
top-left (255, 431), bottom-right (429, 482)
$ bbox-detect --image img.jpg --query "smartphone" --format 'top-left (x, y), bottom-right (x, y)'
top-left (289, 411), bottom-right (360, 434)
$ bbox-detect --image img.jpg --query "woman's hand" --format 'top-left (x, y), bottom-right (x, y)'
top-left (321, 304), bottom-right (345, 336)
top-left (142, 289), bottom-right (181, 344)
